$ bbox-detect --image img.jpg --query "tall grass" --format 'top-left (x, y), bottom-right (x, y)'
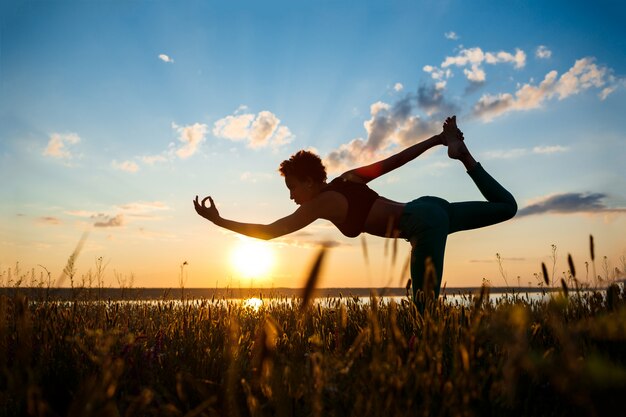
top-left (1, 284), bottom-right (625, 416)
top-left (2, 235), bottom-right (625, 416)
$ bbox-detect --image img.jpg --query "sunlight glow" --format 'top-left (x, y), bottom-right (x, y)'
top-left (230, 240), bottom-right (274, 278)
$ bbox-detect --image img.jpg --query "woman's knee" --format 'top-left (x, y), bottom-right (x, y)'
top-left (505, 195), bottom-right (518, 220)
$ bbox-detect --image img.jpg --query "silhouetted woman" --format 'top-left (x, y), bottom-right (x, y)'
top-left (194, 116), bottom-right (517, 307)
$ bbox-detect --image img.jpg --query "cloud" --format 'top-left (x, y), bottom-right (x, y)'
top-left (111, 160), bottom-right (139, 173)
top-left (394, 82), bottom-right (404, 92)
top-left (65, 210), bottom-right (96, 218)
top-left (38, 216), bottom-right (61, 225)
top-left (532, 145), bottom-right (569, 154)
top-left (444, 31), bottom-right (459, 40)
top-left (213, 109), bottom-right (293, 149)
top-left (517, 193), bottom-right (626, 217)
top-left (536, 45), bottom-right (552, 59)
top-left (93, 214), bottom-right (125, 228)
top-left (442, 47), bottom-right (526, 69)
top-left (67, 202), bottom-right (168, 227)
top-left (423, 65), bottom-right (452, 84)
top-left (482, 148), bottom-right (528, 160)
top-left (43, 133), bottom-right (80, 159)
top-left (472, 57), bottom-right (617, 121)
top-left (323, 96), bottom-right (441, 173)
top-left (172, 122), bottom-right (208, 158)
top-left (464, 65), bottom-right (486, 83)
top-left (274, 232), bottom-right (346, 249)
top-left (482, 144), bottom-right (569, 160)
top-left (140, 154), bottom-right (167, 165)
top-left (117, 201), bottom-right (170, 215)
top-left (158, 54), bottom-right (174, 63)
top-left (240, 172), bottom-right (273, 183)
top-left (416, 83), bottom-right (458, 116)
top-left (438, 47), bottom-right (526, 84)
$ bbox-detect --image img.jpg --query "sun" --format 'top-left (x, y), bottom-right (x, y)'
top-left (230, 240), bottom-right (274, 278)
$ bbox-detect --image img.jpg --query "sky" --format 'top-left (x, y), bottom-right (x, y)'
top-left (1, 0), bottom-right (625, 290)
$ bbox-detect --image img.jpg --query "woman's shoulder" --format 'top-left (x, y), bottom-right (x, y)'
top-left (335, 170), bottom-right (367, 184)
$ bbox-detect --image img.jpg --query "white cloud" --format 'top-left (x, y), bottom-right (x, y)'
top-left (440, 47), bottom-right (526, 83)
top-left (250, 111), bottom-right (280, 148)
top-left (140, 154), bottom-right (167, 165)
top-left (599, 86), bottom-right (617, 100)
top-left (67, 202), bottom-right (168, 228)
top-left (213, 109), bottom-right (293, 149)
top-left (536, 45), bottom-right (552, 59)
top-left (484, 49), bottom-right (526, 69)
top-left (212, 114), bottom-right (255, 141)
top-left (323, 99), bottom-right (440, 173)
top-left (158, 54), bottom-right (174, 63)
top-left (482, 148), bottom-right (528, 160)
top-left (444, 31), bottom-right (459, 40)
top-left (423, 65), bottom-right (451, 81)
top-left (240, 172), bottom-right (273, 183)
top-left (472, 57), bottom-right (617, 121)
top-left (271, 125), bottom-right (294, 148)
top-left (435, 81), bottom-right (447, 90)
top-left (172, 122), bottom-right (208, 158)
top-left (65, 210), bottom-right (97, 218)
top-left (43, 133), bottom-right (80, 159)
top-left (464, 65), bottom-right (486, 83)
top-left (117, 201), bottom-right (170, 214)
top-left (394, 82), bottom-right (404, 92)
top-left (482, 145), bottom-right (569, 160)
top-left (112, 160), bottom-right (139, 173)
top-left (532, 145), bottom-right (569, 154)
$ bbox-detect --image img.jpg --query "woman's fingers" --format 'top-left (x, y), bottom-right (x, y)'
top-left (201, 196), bottom-right (211, 207)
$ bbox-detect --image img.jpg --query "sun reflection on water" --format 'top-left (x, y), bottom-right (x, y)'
top-left (242, 297), bottom-right (263, 311)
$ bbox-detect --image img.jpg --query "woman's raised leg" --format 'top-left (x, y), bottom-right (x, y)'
top-left (444, 123), bottom-right (517, 232)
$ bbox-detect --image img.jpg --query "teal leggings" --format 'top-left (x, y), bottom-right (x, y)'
top-left (398, 163), bottom-right (517, 304)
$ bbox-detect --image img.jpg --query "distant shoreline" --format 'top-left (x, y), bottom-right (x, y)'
top-left (1, 284), bottom-right (620, 301)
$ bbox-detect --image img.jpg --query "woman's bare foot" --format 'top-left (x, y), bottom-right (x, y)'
top-left (441, 116), bottom-right (464, 146)
top-left (438, 116), bottom-right (478, 170)
top-left (447, 136), bottom-right (468, 160)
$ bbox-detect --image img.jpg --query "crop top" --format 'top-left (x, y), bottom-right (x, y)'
top-left (322, 177), bottom-right (379, 238)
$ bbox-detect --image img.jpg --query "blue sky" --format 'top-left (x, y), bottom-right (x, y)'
top-left (1, 0), bottom-right (625, 289)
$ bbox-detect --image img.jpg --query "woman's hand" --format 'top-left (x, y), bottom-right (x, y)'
top-left (193, 195), bottom-right (220, 223)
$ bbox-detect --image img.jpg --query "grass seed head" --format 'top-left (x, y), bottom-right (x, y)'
top-left (541, 262), bottom-right (550, 286)
top-left (567, 253), bottom-right (576, 278)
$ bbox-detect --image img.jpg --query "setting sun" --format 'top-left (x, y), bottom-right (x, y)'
top-left (230, 240), bottom-right (274, 278)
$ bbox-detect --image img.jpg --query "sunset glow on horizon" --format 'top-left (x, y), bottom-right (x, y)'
top-left (1, 1), bottom-right (625, 290)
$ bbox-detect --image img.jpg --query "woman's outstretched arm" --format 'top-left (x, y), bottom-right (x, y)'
top-left (193, 195), bottom-right (327, 240)
top-left (341, 133), bottom-right (444, 184)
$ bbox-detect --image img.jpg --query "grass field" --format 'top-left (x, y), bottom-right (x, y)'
top-left (2, 239), bottom-right (626, 417)
top-left (2, 281), bottom-right (626, 417)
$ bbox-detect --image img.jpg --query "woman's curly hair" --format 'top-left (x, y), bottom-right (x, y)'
top-left (278, 150), bottom-right (327, 183)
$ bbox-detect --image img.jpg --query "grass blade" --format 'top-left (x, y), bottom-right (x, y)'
top-left (56, 231), bottom-right (89, 287)
top-left (541, 262), bottom-right (549, 287)
top-left (300, 246), bottom-right (327, 313)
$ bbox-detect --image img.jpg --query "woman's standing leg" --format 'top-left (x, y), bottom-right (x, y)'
top-left (399, 197), bottom-right (450, 312)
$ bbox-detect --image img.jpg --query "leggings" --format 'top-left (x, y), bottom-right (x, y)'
top-left (398, 163), bottom-right (517, 305)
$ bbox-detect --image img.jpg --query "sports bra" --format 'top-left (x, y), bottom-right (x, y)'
top-left (322, 177), bottom-right (379, 238)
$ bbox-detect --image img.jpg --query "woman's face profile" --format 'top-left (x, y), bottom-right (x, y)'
top-left (284, 175), bottom-right (314, 205)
